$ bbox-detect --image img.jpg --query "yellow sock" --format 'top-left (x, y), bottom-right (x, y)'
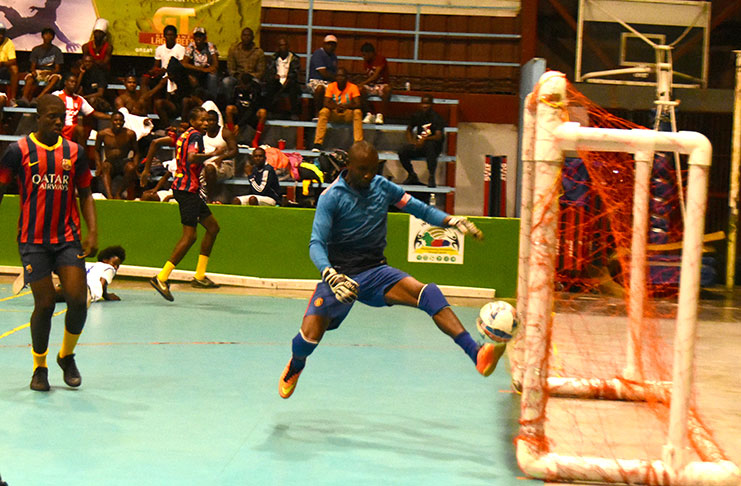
top-left (60, 329), bottom-right (81, 358)
top-left (158, 261), bottom-right (176, 282)
top-left (32, 350), bottom-right (48, 370)
top-left (194, 255), bottom-right (209, 280)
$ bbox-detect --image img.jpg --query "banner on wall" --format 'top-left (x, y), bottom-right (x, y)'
top-left (1, 0), bottom-right (261, 57)
top-left (407, 216), bottom-right (465, 265)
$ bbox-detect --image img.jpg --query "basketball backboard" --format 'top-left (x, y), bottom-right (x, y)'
top-left (576, 0), bottom-right (710, 88)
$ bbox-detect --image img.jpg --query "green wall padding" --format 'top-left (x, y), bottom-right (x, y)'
top-left (0, 196), bottom-right (520, 297)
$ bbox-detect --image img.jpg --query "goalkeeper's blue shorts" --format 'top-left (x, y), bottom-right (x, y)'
top-left (304, 265), bottom-right (409, 330)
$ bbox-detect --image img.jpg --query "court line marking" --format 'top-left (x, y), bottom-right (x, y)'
top-left (0, 309), bottom-right (67, 340)
top-left (0, 290), bottom-right (32, 302)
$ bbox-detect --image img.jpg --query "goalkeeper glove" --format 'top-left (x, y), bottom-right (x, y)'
top-left (448, 216), bottom-right (484, 240)
top-left (322, 267), bottom-right (359, 304)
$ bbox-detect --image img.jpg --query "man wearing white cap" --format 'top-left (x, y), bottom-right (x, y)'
top-left (0, 22), bottom-right (19, 106)
top-left (308, 34), bottom-right (338, 118)
top-left (81, 18), bottom-right (112, 72)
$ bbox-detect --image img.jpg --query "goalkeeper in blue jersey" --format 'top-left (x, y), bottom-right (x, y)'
top-left (279, 140), bottom-right (506, 399)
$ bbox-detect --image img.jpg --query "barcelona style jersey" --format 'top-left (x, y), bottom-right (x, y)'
top-left (0, 134), bottom-right (92, 244)
top-left (171, 127), bottom-right (205, 194)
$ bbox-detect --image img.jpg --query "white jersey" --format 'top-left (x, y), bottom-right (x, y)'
top-left (85, 261), bottom-right (117, 302)
top-left (204, 127), bottom-right (227, 164)
top-left (155, 43), bottom-right (186, 93)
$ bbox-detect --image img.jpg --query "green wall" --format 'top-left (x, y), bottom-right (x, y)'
top-left (0, 197), bottom-right (520, 297)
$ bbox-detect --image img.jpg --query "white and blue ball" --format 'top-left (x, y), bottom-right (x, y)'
top-left (476, 301), bottom-right (518, 343)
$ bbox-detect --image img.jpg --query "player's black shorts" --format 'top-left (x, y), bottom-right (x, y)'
top-left (18, 241), bottom-right (86, 285)
top-left (173, 189), bottom-right (211, 227)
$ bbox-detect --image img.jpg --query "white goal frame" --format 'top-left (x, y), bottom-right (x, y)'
top-left (511, 71), bottom-right (741, 485)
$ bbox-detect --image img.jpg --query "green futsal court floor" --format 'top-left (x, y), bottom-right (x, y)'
top-left (0, 282), bottom-right (537, 485)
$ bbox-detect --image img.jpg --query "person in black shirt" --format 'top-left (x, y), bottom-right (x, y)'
top-left (76, 53), bottom-right (110, 112)
top-left (397, 95), bottom-right (446, 187)
top-left (225, 73), bottom-right (267, 148)
top-left (231, 147), bottom-right (281, 206)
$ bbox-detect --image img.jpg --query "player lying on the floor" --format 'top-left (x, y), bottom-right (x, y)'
top-left (279, 140), bottom-right (506, 399)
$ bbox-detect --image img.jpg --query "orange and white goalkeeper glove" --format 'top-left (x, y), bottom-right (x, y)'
top-left (322, 267), bottom-right (359, 304)
top-left (448, 216), bottom-right (484, 240)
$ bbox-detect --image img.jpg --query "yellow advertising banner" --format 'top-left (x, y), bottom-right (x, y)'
top-left (0, 0), bottom-right (261, 57)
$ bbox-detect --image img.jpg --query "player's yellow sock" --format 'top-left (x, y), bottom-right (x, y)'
top-left (158, 261), bottom-right (176, 282)
top-left (194, 255), bottom-right (209, 280)
top-left (32, 349), bottom-right (48, 370)
top-left (59, 329), bottom-right (81, 358)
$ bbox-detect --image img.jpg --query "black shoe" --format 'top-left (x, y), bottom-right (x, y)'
top-left (427, 177), bottom-right (436, 188)
top-left (57, 353), bottom-right (81, 387)
top-left (191, 276), bottom-right (220, 289)
top-left (150, 276), bottom-right (174, 301)
top-left (402, 175), bottom-right (420, 185)
top-left (30, 367), bottom-right (50, 391)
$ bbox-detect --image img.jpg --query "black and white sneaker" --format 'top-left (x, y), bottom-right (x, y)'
top-left (150, 276), bottom-right (174, 301)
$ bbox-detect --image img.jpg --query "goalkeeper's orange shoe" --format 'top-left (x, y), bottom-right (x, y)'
top-left (279, 361), bottom-right (303, 399)
top-left (476, 343), bottom-right (504, 377)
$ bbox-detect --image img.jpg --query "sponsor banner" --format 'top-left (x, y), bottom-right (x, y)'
top-left (407, 216), bottom-right (464, 265)
top-left (1, 0), bottom-right (261, 57)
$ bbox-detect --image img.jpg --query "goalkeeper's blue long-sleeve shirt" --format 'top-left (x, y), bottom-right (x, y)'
top-left (309, 172), bottom-right (448, 276)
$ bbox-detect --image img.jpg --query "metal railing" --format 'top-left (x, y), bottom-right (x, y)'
top-left (263, 0), bottom-right (521, 82)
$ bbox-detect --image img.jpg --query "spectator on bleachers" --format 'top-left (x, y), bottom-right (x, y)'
top-left (182, 27), bottom-right (219, 102)
top-left (53, 72), bottom-right (110, 146)
top-left (80, 18), bottom-right (112, 73)
top-left (312, 67), bottom-right (363, 152)
top-left (232, 147), bottom-right (281, 206)
top-left (92, 111), bottom-right (139, 199)
top-left (0, 22), bottom-right (19, 105)
top-left (20, 27), bottom-right (63, 106)
top-left (202, 109), bottom-right (237, 203)
top-left (115, 74), bottom-right (165, 117)
top-left (76, 53), bottom-right (110, 112)
top-left (265, 36), bottom-right (301, 120)
top-left (147, 25), bottom-right (184, 126)
top-left (358, 42), bottom-right (390, 125)
top-left (222, 27), bottom-right (265, 106)
top-left (397, 94), bottom-right (445, 188)
top-left (225, 73), bottom-right (266, 148)
top-left (308, 34), bottom-right (338, 118)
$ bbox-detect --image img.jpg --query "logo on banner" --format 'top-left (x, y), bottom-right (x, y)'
top-left (407, 216), bottom-right (464, 264)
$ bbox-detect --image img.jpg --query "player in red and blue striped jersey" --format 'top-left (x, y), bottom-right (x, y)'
top-left (0, 94), bottom-right (99, 392)
top-left (146, 106), bottom-right (222, 301)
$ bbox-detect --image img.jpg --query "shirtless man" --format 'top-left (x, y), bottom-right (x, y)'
top-left (93, 111), bottom-right (140, 199)
top-left (115, 74), bottom-right (165, 117)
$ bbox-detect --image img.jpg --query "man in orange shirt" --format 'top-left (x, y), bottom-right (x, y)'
top-left (312, 67), bottom-right (363, 151)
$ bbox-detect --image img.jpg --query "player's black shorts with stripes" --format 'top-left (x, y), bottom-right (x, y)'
top-left (173, 190), bottom-right (211, 227)
top-left (18, 241), bottom-right (86, 285)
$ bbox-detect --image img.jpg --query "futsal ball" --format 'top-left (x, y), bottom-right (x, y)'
top-left (476, 301), bottom-right (518, 343)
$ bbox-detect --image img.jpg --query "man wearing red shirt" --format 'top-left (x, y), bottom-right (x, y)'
top-left (358, 43), bottom-right (390, 125)
top-left (0, 95), bottom-right (98, 391)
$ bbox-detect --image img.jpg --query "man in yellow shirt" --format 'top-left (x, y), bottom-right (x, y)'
top-left (313, 67), bottom-right (363, 151)
top-left (0, 22), bottom-right (19, 105)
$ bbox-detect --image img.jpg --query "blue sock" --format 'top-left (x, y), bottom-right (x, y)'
top-left (290, 332), bottom-right (318, 373)
top-left (454, 331), bottom-right (479, 364)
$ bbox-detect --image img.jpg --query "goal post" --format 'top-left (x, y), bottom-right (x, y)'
top-left (512, 70), bottom-right (741, 485)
